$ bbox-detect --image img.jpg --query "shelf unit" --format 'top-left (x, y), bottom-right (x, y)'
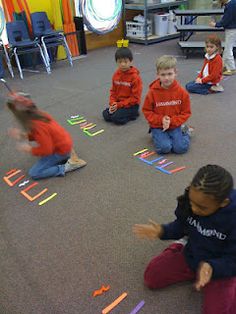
top-left (124, 0), bottom-right (188, 45)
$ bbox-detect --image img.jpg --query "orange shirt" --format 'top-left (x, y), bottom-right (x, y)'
top-left (28, 112), bottom-right (72, 157)
top-left (110, 66), bottom-right (142, 108)
top-left (142, 79), bottom-right (191, 129)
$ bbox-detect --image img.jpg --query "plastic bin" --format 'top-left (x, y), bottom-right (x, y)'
top-left (154, 13), bottom-right (169, 36)
top-left (167, 11), bottom-right (178, 34)
top-left (126, 21), bottom-right (152, 38)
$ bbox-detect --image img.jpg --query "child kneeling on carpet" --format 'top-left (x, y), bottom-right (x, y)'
top-left (102, 47), bottom-right (142, 125)
top-left (7, 92), bottom-right (86, 180)
top-left (186, 35), bottom-right (224, 94)
top-left (142, 55), bottom-right (192, 154)
top-left (133, 164), bottom-right (236, 314)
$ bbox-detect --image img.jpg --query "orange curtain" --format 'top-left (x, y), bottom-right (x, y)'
top-left (61, 0), bottom-right (79, 57)
top-left (2, 0), bottom-right (15, 21)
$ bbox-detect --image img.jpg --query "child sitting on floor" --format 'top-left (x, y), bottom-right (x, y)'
top-left (142, 55), bottom-right (191, 155)
top-left (133, 164), bottom-right (236, 314)
top-left (186, 35), bottom-right (224, 94)
top-left (7, 92), bottom-right (86, 180)
top-left (102, 47), bottom-right (142, 125)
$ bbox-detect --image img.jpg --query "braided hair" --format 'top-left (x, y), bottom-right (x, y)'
top-left (191, 165), bottom-right (233, 202)
top-left (177, 165), bottom-right (233, 218)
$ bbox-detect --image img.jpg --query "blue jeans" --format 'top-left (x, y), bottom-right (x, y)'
top-left (103, 105), bottom-right (139, 125)
top-left (151, 127), bottom-right (190, 154)
top-left (186, 81), bottom-right (212, 95)
top-left (29, 153), bottom-right (70, 180)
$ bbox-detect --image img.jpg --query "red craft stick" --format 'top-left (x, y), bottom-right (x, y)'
top-left (20, 182), bottom-right (48, 201)
top-left (170, 166), bottom-right (186, 174)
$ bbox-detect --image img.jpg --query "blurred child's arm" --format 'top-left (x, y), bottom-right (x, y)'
top-left (215, 8), bottom-right (233, 28)
top-left (170, 91), bottom-right (191, 128)
top-left (8, 128), bottom-right (27, 140)
top-left (133, 219), bottom-right (163, 240)
top-left (117, 77), bottom-right (142, 108)
top-left (16, 142), bottom-right (32, 153)
top-left (142, 92), bottom-right (164, 128)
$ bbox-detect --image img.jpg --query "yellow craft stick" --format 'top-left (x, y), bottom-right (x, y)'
top-left (102, 292), bottom-right (128, 314)
top-left (38, 193), bottom-right (57, 206)
top-left (133, 148), bottom-right (148, 156)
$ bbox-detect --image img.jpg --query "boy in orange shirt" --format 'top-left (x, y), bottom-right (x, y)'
top-left (142, 55), bottom-right (191, 154)
top-left (103, 47), bottom-right (142, 125)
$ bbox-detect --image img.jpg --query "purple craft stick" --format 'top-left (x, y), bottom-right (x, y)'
top-left (129, 300), bottom-right (145, 314)
top-left (160, 161), bottom-right (174, 168)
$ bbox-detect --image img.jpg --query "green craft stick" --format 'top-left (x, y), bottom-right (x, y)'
top-left (84, 129), bottom-right (104, 137)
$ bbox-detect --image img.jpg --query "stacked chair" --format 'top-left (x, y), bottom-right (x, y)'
top-left (6, 20), bottom-right (50, 79)
top-left (5, 12), bottom-right (73, 79)
top-left (31, 12), bottom-right (73, 72)
top-left (0, 40), bottom-right (14, 78)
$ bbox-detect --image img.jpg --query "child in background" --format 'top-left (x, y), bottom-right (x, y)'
top-left (133, 164), bottom-right (236, 314)
top-left (7, 92), bottom-right (86, 180)
top-left (186, 35), bottom-right (224, 94)
top-left (102, 47), bottom-right (142, 125)
top-left (209, 0), bottom-right (236, 76)
top-left (142, 55), bottom-right (191, 155)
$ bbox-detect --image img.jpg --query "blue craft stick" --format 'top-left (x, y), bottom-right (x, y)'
top-left (139, 156), bottom-right (163, 165)
top-left (155, 166), bottom-right (171, 174)
top-left (160, 161), bottom-right (174, 168)
top-left (129, 300), bottom-right (145, 314)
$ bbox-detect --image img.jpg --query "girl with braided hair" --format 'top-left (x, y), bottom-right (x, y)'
top-left (133, 164), bottom-right (236, 314)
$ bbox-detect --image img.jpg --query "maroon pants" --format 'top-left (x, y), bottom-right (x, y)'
top-left (144, 243), bottom-right (236, 314)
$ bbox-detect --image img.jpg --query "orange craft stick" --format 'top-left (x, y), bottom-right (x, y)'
top-left (20, 182), bottom-right (48, 202)
top-left (102, 292), bottom-right (128, 314)
top-left (3, 170), bottom-right (25, 187)
top-left (170, 166), bottom-right (186, 174)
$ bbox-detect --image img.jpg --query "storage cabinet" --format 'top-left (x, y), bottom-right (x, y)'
top-left (124, 0), bottom-right (188, 45)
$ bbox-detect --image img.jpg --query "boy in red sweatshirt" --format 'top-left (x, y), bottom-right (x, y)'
top-left (186, 35), bottom-right (223, 94)
top-left (102, 47), bottom-right (142, 125)
top-left (142, 55), bottom-right (191, 154)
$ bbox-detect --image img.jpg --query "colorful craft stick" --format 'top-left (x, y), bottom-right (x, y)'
top-left (140, 151), bottom-right (155, 158)
top-left (80, 122), bottom-right (93, 129)
top-left (18, 180), bottom-right (30, 187)
top-left (139, 156), bottom-right (163, 165)
top-left (92, 285), bottom-right (110, 297)
top-left (158, 159), bottom-right (167, 165)
top-left (155, 166), bottom-right (171, 174)
top-left (133, 149), bottom-right (148, 156)
top-left (160, 161), bottom-right (174, 168)
top-left (20, 182), bottom-right (48, 201)
top-left (6, 168), bottom-right (17, 175)
top-left (169, 166), bottom-right (186, 174)
top-left (129, 300), bottom-right (145, 314)
top-left (3, 170), bottom-right (25, 187)
top-left (68, 119), bottom-right (86, 125)
top-left (84, 129), bottom-right (104, 137)
top-left (38, 193), bottom-right (57, 206)
top-left (102, 292), bottom-right (128, 314)
top-left (83, 124), bottom-right (96, 131)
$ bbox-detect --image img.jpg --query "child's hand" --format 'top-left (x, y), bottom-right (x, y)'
top-left (195, 77), bottom-right (202, 84)
top-left (195, 262), bottom-right (213, 291)
top-left (109, 103), bottom-right (118, 114)
top-left (16, 143), bottom-right (32, 153)
top-left (209, 20), bottom-right (216, 27)
top-left (162, 116), bottom-right (170, 131)
top-left (133, 219), bottom-right (163, 240)
top-left (8, 128), bottom-right (24, 140)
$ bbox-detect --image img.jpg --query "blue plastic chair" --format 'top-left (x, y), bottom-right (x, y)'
top-left (31, 12), bottom-right (73, 71)
top-left (0, 40), bottom-right (14, 78)
top-left (6, 20), bottom-right (50, 79)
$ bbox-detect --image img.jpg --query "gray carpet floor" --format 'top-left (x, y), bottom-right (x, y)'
top-left (0, 39), bottom-right (235, 314)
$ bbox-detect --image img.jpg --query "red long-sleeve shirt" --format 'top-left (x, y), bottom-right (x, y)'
top-left (197, 53), bottom-right (223, 84)
top-left (109, 66), bottom-right (142, 108)
top-left (28, 112), bottom-right (72, 157)
top-left (142, 79), bottom-right (191, 129)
